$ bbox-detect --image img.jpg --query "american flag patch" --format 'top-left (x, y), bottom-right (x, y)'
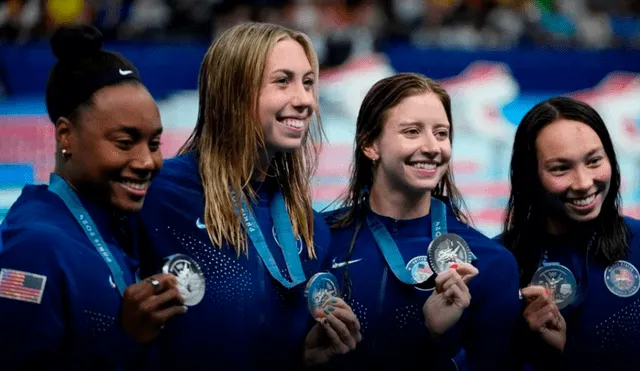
top-left (0, 269), bottom-right (47, 304)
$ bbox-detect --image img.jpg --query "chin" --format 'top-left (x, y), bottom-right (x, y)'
top-left (271, 140), bottom-right (304, 153)
top-left (565, 206), bottom-right (602, 223)
top-left (111, 198), bottom-right (145, 213)
top-left (405, 181), bottom-right (439, 195)
top-left (567, 212), bottom-right (600, 223)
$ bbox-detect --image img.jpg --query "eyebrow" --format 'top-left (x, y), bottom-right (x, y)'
top-left (271, 69), bottom-right (315, 78)
top-left (397, 121), bottom-right (449, 129)
top-left (110, 125), bottom-right (163, 136)
top-left (544, 147), bottom-right (604, 165)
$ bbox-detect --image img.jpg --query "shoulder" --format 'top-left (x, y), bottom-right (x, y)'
top-left (3, 185), bottom-right (73, 245)
top-left (312, 209), bottom-right (331, 255)
top-left (625, 216), bottom-right (640, 236)
top-left (625, 217), bottom-right (640, 255)
top-left (143, 153), bottom-right (203, 218)
top-left (2, 185), bottom-right (89, 267)
top-left (321, 206), bottom-right (348, 223)
top-left (320, 206), bottom-right (357, 243)
top-left (2, 221), bottom-right (74, 263)
top-left (148, 153), bottom-right (201, 195)
top-left (492, 233), bottom-right (504, 244)
top-left (451, 221), bottom-right (517, 269)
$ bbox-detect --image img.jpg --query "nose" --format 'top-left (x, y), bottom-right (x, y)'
top-left (420, 132), bottom-right (441, 158)
top-left (290, 80), bottom-right (314, 113)
top-left (571, 166), bottom-right (594, 193)
top-left (129, 145), bottom-right (158, 175)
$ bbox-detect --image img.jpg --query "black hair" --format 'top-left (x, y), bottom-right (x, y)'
top-left (45, 25), bottom-right (142, 124)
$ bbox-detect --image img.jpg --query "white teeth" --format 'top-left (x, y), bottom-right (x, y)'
top-left (410, 162), bottom-right (437, 170)
top-left (569, 194), bottom-right (596, 206)
top-left (120, 180), bottom-right (147, 191)
top-left (282, 119), bottom-right (304, 129)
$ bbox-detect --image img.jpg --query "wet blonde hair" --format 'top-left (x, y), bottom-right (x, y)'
top-left (179, 22), bottom-right (322, 257)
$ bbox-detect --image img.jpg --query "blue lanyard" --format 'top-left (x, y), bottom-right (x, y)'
top-left (48, 174), bottom-right (129, 296)
top-left (366, 197), bottom-right (447, 284)
top-left (232, 189), bottom-right (306, 288)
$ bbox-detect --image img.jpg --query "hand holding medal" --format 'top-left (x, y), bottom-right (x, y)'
top-left (423, 262), bottom-right (479, 336)
top-left (120, 273), bottom-right (188, 344)
top-left (521, 285), bottom-right (567, 352)
top-left (303, 272), bottom-right (362, 366)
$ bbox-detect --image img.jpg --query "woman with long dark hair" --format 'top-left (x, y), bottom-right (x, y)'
top-left (500, 96), bottom-right (640, 370)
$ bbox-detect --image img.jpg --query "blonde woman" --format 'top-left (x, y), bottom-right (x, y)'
top-left (138, 22), bottom-right (361, 370)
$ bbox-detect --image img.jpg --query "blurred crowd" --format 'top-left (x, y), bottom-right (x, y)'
top-left (1, 0), bottom-right (640, 63)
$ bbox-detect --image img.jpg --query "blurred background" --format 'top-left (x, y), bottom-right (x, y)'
top-left (1, 0), bottom-right (640, 237)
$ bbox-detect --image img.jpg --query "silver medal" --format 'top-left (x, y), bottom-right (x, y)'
top-left (162, 254), bottom-right (206, 306)
top-left (531, 264), bottom-right (577, 309)
top-left (304, 272), bottom-right (340, 318)
top-left (427, 233), bottom-right (473, 274)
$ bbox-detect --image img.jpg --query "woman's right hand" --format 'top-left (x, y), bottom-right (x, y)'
top-left (120, 273), bottom-right (188, 343)
top-left (521, 285), bottom-right (567, 352)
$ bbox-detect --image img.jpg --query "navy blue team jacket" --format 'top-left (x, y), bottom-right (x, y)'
top-left (506, 217), bottom-right (640, 371)
top-left (138, 152), bottom-right (331, 370)
top-left (0, 183), bottom-right (143, 370)
top-left (323, 203), bottom-right (522, 370)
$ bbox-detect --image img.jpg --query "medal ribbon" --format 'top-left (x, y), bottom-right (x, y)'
top-left (232, 190), bottom-right (306, 289)
top-left (366, 197), bottom-right (448, 284)
top-left (48, 174), bottom-right (130, 296)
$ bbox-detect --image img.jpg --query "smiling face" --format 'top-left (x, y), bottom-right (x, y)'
top-left (364, 92), bottom-right (452, 197)
top-left (58, 83), bottom-right (163, 212)
top-left (258, 37), bottom-right (316, 156)
top-left (536, 118), bottom-right (612, 224)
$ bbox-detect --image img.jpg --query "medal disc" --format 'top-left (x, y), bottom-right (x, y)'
top-left (162, 254), bottom-right (206, 306)
top-left (531, 264), bottom-right (577, 309)
top-left (427, 233), bottom-right (473, 274)
top-left (304, 272), bottom-right (340, 318)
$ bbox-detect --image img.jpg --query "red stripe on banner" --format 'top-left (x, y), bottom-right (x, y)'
top-left (0, 116), bottom-right (192, 182)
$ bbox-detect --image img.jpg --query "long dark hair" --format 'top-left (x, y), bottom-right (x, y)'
top-left (502, 96), bottom-right (628, 286)
top-left (329, 73), bottom-right (469, 297)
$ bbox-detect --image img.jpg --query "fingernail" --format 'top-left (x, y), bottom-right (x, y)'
top-left (330, 298), bottom-right (338, 304)
top-left (328, 306), bottom-right (335, 311)
top-left (545, 289), bottom-right (549, 296)
top-left (323, 318), bottom-right (329, 325)
top-left (183, 306), bottom-right (188, 312)
top-left (450, 263), bottom-right (458, 269)
top-left (324, 308), bottom-right (330, 315)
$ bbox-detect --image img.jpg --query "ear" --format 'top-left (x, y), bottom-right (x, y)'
top-left (55, 116), bottom-right (74, 154)
top-left (362, 140), bottom-right (380, 162)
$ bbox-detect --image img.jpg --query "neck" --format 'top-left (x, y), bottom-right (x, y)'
top-left (546, 212), bottom-right (569, 235)
top-left (369, 183), bottom-right (432, 220)
top-left (252, 149), bottom-right (274, 182)
top-left (53, 167), bottom-right (115, 214)
top-left (53, 165), bottom-right (78, 192)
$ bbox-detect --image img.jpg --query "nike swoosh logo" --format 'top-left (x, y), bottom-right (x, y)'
top-left (119, 69), bottom-right (134, 76)
top-left (196, 218), bottom-right (206, 229)
top-left (331, 258), bottom-right (363, 269)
